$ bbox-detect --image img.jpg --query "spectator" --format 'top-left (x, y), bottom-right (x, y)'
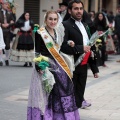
top-left (10, 12), bottom-right (34, 67)
top-left (58, 2), bottom-right (70, 21)
top-left (114, 5), bottom-right (120, 55)
top-left (93, 12), bottom-right (110, 67)
top-left (89, 11), bottom-right (96, 21)
top-left (107, 11), bottom-right (115, 24)
top-left (0, 0), bottom-right (14, 66)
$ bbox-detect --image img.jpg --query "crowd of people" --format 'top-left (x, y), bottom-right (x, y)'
top-left (0, 0), bottom-right (34, 66)
top-left (0, 0), bottom-right (120, 120)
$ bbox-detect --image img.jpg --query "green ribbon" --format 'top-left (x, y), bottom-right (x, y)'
top-left (33, 24), bottom-right (40, 33)
top-left (85, 24), bottom-right (91, 38)
top-left (33, 26), bottom-right (39, 33)
top-left (38, 61), bottom-right (49, 70)
top-left (46, 42), bottom-right (53, 48)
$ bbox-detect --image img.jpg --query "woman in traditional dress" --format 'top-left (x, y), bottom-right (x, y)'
top-left (10, 12), bottom-right (34, 67)
top-left (27, 11), bottom-right (80, 120)
top-left (0, 23), bottom-right (5, 66)
top-left (93, 12), bottom-right (109, 67)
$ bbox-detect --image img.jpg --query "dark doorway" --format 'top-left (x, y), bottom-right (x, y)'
top-left (24, 0), bottom-right (40, 24)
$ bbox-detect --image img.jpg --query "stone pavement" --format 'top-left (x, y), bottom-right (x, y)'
top-left (80, 55), bottom-right (120, 120)
top-left (1, 54), bottom-right (120, 120)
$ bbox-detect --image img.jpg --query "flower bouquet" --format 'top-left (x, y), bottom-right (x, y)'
top-left (33, 55), bottom-right (55, 93)
top-left (33, 24), bottom-right (40, 33)
top-left (75, 29), bottom-right (111, 67)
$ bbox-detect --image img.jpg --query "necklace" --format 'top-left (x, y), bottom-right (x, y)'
top-left (45, 27), bottom-right (57, 43)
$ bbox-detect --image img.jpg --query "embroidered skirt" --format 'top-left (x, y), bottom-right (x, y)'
top-left (27, 60), bottom-right (80, 120)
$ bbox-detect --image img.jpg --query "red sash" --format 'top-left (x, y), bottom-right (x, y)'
top-left (81, 52), bottom-right (91, 65)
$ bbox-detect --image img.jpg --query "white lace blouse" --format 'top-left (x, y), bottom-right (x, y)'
top-left (21, 20), bottom-right (31, 31)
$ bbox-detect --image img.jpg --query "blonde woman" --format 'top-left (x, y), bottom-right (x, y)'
top-left (27, 11), bottom-right (80, 120)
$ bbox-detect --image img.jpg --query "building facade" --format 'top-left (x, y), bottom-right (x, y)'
top-left (87, 0), bottom-right (118, 15)
top-left (15, 0), bottom-right (59, 25)
top-left (15, 0), bottom-right (120, 25)
top-left (64, 0), bottom-right (119, 14)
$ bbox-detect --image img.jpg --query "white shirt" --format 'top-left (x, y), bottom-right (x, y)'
top-left (75, 20), bottom-right (89, 45)
top-left (21, 20), bottom-right (31, 31)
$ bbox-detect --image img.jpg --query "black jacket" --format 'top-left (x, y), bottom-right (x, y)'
top-left (60, 18), bottom-right (99, 74)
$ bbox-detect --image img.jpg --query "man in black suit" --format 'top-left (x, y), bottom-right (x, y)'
top-left (61, 0), bottom-right (99, 109)
top-left (58, 2), bottom-right (70, 21)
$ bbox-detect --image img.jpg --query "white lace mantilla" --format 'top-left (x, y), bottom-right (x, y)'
top-left (57, 23), bottom-right (75, 76)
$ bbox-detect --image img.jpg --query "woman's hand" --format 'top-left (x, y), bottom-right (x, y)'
top-left (38, 69), bottom-right (44, 74)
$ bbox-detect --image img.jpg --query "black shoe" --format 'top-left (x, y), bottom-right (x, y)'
top-left (5, 60), bottom-right (9, 66)
top-left (0, 61), bottom-right (3, 66)
top-left (2, 49), bottom-right (5, 54)
top-left (29, 62), bottom-right (32, 67)
top-left (23, 62), bottom-right (28, 67)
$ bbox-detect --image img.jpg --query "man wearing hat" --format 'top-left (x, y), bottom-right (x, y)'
top-left (0, 0), bottom-right (14, 66)
top-left (58, 2), bottom-right (70, 21)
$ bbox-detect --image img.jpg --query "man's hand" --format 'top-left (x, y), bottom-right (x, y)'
top-left (68, 40), bottom-right (75, 47)
top-left (108, 23), bottom-right (112, 28)
top-left (2, 23), bottom-right (9, 28)
top-left (98, 31), bottom-right (103, 35)
top-left (84, 46), bottom-right (91, 53)
top-left (114, 35), bottom-right (118, 40)
top-left (94, 73), bottom-right (99, 78)
top-left (10, 20), bottom-right (14, 24)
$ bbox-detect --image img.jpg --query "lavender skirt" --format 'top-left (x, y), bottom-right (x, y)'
top-left (27, 60), bottom-right (80, 120)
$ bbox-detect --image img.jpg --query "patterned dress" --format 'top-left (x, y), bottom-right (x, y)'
top-left (27, 26), bottom-right (80, 120)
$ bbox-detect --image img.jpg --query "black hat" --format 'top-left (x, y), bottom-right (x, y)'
top-left (59, 2), bottom-right (68, 7)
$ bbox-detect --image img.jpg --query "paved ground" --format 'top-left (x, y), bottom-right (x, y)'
top-left (0, 61), bottom-right (32, 120)
top-left (0, 54), bottom-right (120, 120)
top-left (80, 55), bottom-right (120, 120)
